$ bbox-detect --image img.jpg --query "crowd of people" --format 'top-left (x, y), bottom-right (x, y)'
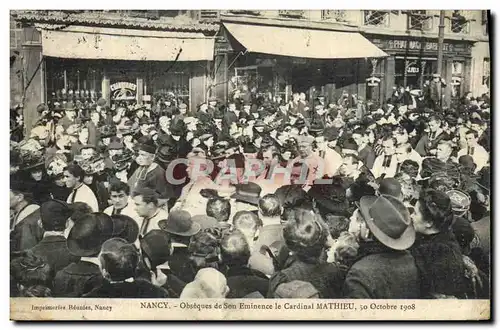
top-left (10, 84), bottom-right (490, 299)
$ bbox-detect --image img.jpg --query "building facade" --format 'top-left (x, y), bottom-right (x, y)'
top-left (12, 10), bottom-right (219, 132)
top-left (11, 10), bottom-right (490, 132)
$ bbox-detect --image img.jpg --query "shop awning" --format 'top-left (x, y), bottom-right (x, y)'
top-left (41, 26), bottom-right (215, 61)
top-left (223, 22), bottom-right (388, 59)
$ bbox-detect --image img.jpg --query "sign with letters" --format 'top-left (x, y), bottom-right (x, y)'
top-left (370, 38), bottom-right (473, 56)
top-left (110, 82), bottom-right (137, 100)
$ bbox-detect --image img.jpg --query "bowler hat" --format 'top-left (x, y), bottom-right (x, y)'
top-left (155, 145), bottom-right (176, 163)
top-left (67, 212), bottom-right (114, 257)
top-left (138, 138), bottom-right (157, 155)
top-left (99, 125), bottom-right (117, 138)
top-left (359, 195), bottom-right (415, 250)
top-left (111, 214), bottom-right (139, 244)
top-left (231, 182), bottom-right (262, 206)
top-left (159, 210), bottom-right (201, 237)
top-left (40, 199), bottom-right (72, 231)
top-left (378, 178), bottom-right (402, 198)
top-left (139, 229), bottom-right (172, 269)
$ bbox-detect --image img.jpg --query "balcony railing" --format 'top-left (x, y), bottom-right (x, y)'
top-left (408, 11), bottom-right (433, 31)
top-left (278, 10), bottom-right (306, 19)
top-left (363, 10), bottom-right (390, 27)
top-left (321, 10), bottom-right (347, 22)
top-left (450, 11), bottom-right (470, 34)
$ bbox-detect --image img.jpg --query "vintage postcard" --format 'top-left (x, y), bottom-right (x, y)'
top-left (10, 9), bottom-right (490, 321)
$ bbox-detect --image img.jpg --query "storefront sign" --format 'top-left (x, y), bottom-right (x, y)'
top-left (371, 38), bottom-right (473, 56)
top-left (406, 62), bottom-right (420, 74)
top-left (110, 82), bottom-right (137, 100)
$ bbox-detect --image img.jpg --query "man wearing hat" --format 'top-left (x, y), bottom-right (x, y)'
top-left (429, 73), bottom-right (447, 110)
top-left (343, 195), bottom-right (420, 298)
top-left (60, 102), bottom-right (80, 130)
top-left (53, 213), bottom-right (114, 297)
top-left (196, 103), bottom-right (212, 123)
top-left (28, 200), bottom-right (79, 274)
top-left (128, 138), bottom-right (173, 204)
top-left (10, 181), bottom-right (44, 252)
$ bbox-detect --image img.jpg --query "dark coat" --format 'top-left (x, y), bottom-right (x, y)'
top-left (53, 261), bottom-right (103, 297)
top-left (223, 265), bottom-right (269, 298)
top-left (342, 242), bottom-right (420, 299)
top-left (222, 111), bottom-right (238, 130)
top-left (196, 110), bottom-right (213, 123)
top-left (415, 131), bottom-right (449, 157)
top-left (268, 257), bottom-right (345, 298)
top-left (410, 230), bottom-right (468, 298)
top-left (28, 235), bottom-right (79, 276)
top-left (10, 207), bottom-right (44, 252)
top-left (84, 278), bottom-right (169, 298)
top-left (358, 145), bottom-right (376, 169)
top-left (49, 183), bottom-right (71, 201)
top-left (128, 163), bottom-right (174, 200)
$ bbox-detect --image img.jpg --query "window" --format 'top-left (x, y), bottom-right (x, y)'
top-left (364, 10), bottom-right (390, 26)
top-left (450, 10), bottom-right (470, 34)
top-left (408, 10), bottom-right (433, 31)
top-left (10, 18), bottom-right (22, 49)
top-left (321, 10), bottom-right (347, 22)
top-left (198, 10), bottom-right (220, 21)
top-left (278, 10), bottom-right (305, 19)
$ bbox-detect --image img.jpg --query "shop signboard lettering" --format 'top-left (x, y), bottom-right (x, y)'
top-left (406, 62), bottom-right (420, 74)
top-left (366, 76), bottom-right (381, 86)
top-left (385, 39), bottom-right (457, 53)
top-left (110, 82), bottom-right (137, 100)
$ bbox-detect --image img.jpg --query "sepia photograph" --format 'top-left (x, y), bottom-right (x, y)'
top-left (9, 8), bottom-right (491, 321)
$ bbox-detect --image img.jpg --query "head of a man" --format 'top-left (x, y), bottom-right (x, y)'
top-left (258, 194), bottom-right (282, 222)
top-left (232, 211), bottom-right (262, 246)
top-left (394, 126), bottom-right (409, 145)
top-left (382, 137), bottom-right (397, 156)
top-left (436, 141), bottom-right (453, 162)
top-left (395, 143), bottom-right (412, 164)
top-left (351, 128), bottom-right (367, 147)
top-left (465, 129), bottom-right (479, 148)
top-left (428, 115), bottom-right (442, 133)
top-left (220, 229), bottom-right (251, 267)
top-left (206, 197), bottom-right (231, 223)
top-left (99, 238), bottom-right (139, 282)
top-left (109, 181), bottom-right (130, 210)
top-left (132, 188), bottom-right (159, 218)
top-left (63, 164), bottom-right (84, 189)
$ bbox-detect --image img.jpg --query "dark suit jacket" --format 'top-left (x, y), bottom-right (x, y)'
top-left (268, 258), bottom-right (345, 298)
top-left (29, 235), bottom-right (79, 276)
top-left (10, 207), bottom-right (44, 252)
top-left (415, 131), bottom-right (448, 157)
top-left (53, 261), bottom-right (103, 297)
top-left (343, 248), bottom-right (420, 299)
top-left (222, 111), bottom-right (238, 129)
top-left (224, 265), bottom-right (269, 298)
top-left (84, 279), bottom-right (169, 298)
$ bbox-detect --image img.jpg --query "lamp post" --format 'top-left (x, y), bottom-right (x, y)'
top-left (437, 10), bottom-right (445, 76)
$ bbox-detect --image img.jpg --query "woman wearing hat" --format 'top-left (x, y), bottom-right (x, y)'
top-left (409, 189), bottom-right (469, 298)
top-left (343, 194), bottom-right (420, 298)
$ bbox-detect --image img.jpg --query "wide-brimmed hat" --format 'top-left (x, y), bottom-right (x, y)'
top-left (359, 195), bottom-right (415, 250)
top-left (231, 182), bottom-right (262, 206)
top-left (67, 212), bottom-right (114, 257)
top-left (274, 280), bottom-right (319, 298)
top-left (139, 229), bottom-right (172, 269)
top-left (155, 145), bottom-right (177, 163)
top-left (19, 150), bottom-right (45, 172)
top-left (158, 210), bottom-right (201, 237)
top-left (111, 214), bottom-right (139, 244)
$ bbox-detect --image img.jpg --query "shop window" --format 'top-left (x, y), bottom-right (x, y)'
top-left (451, 61), bottom-right (465, 98)
top-left (150, 66), bottom-right (190, 105)
top-left (46, 60), bottom-right (103, 104)
top-left (363, 10), bottom-right (390, 27)
top-left (278, 10), bottom-right (306, 19)
top-left (408, 10), bottom-right (433, 31)
top-left (450, 10), bottom-right (470, 34)
top-left (321, 10), bottom-right (347, 22)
